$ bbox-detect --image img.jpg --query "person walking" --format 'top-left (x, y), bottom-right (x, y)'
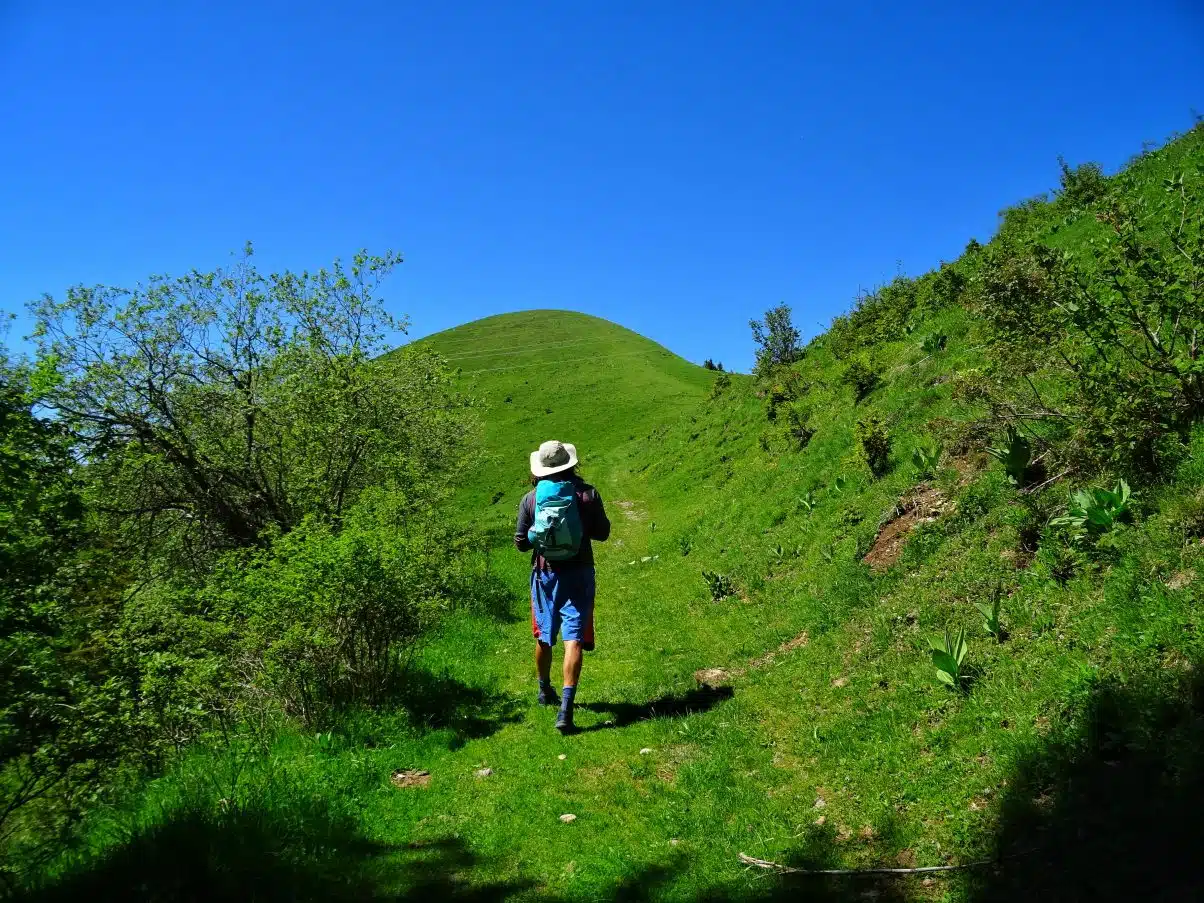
top-left (515, 440), bottom-right (611, 732)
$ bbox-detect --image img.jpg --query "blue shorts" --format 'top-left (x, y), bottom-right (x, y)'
top-left (531, 567), bottom-right (596, 651)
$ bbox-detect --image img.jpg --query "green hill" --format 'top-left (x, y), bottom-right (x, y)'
top-left (412, 310), bottom-right (715, 512)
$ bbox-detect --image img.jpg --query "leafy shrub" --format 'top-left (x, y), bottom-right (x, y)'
top-left (974, 584), bottom-right (1004, 640)
top-left (855, 416), bottom-right (892, 478)
top-left (710, 371), bottom-right (732, 399)
top-left (911, 439), bottom-right (943, 478)
top-left (0, 365), bottom-right (130, 842)
top-left (842, 357), bottom-right (880, 402)
top-left (1050, 480), bottom-right (1133, 540)
top-left (928, 626), bottom-right (968, 689)
top-left (977, 171), bottom-right (1204, 474)
top-left (210, 493), bottom-right (466, 728)
top-left (827, 277), bottom-right (921, 358)
top-left (703, 359), bottom-right (725, 371)
top-left (702, 570), bottom-right (736, 602)
top-left (920, 333), bottom-right (948, 354)
top-left (986, 425), bottom-right (1033, 486)
top-left (1056, 156), bottom-right (1109, 209)
top-left (797, 491), bottom-right (817, 516)
top-left (782, 404), bottom-right (815, 451)
top-left (749, 305), bottom-right (802, 375)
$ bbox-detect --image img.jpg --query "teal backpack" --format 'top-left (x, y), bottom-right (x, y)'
top-left (527, 480), bottom-right (584, 561)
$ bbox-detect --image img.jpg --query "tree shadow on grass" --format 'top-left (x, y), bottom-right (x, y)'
top-left (961, 664), bottom-right (1204, 902)
top-left (390, 668), bottom-right (524, 749)
top-left (22, 801), bottom-right (531, 903)
top-left (576, 685), bottom-right (735, 733)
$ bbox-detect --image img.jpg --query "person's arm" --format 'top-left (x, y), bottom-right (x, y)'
top-left (586, 489), bottom-right (611, 542)
top-left (515, 493), bottom-right (534, 552)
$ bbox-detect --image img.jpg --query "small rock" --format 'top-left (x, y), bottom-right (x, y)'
top-left (814, 816), bottom-right (826, 826)
top-left (559, 813), bottom-right (577, 823)
top-left (641, 556), bottom-right (653, 563)
top-left (639, 748), bottom-right (653, 755)
top-left (813, 796), bottom-right (826, 809)
top-left (832, 677), bottom-right (849, 688)
top-left (859, 825), bottom-right (875, 840)
top-left (474, 767), bottom-right (493, 777)
top-left (922, 878), bottom-right (934, 887)
top-left (558, 754), bottom-right (567, 760)
top-left (669, 838), bottom-right (680, 846)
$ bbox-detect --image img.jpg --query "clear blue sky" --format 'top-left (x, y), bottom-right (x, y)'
top-left (2, 1), bottom-right (1201, 372)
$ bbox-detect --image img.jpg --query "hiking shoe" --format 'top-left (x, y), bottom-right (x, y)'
top-left (537, 686), bottom-right (559, 706)
top-left (555, 708), bottom-right (574, 733)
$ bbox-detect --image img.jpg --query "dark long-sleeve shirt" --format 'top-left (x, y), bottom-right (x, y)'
top-left (515, 477), bottom-right (611, 570)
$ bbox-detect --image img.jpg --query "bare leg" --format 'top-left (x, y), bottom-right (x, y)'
top-left (562, 640), bottom-right (583, 688)
top-left (535, 642), bottom-right (552, 683)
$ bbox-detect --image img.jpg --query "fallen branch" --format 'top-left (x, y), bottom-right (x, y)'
top-left (738, 852), bottom-right (995, 876)
top-left (1023, 468), bottom-right (1072, 495)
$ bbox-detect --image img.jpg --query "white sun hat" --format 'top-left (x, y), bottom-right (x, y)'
top-left (530, 439), bottom-right (579, 478)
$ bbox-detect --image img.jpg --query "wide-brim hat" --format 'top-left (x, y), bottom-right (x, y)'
top-left (530, 439), bottom-right (579, 477)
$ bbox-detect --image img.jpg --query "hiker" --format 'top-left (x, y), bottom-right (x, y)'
top-left (515, 440), bottom-right (611, 732)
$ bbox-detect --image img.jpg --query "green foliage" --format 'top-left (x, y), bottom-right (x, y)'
top-left (920, 333), bottom-right (948, 354)
top-left (797, 491), bottom-right (816, 516)
top-left (782, 404), bottom-right (814, 451)
top-left (0, 363), bottom-right (128, 844)
top-left (701, 569), bottom-right (736, 602)
top-left (855, 416), bottom-right (891, 478)
top-left (841, 357), bottom-right (880, 402)
top-left (1056, 155), bottom-right (1109, 210)
top-left (911, 438), bottom-right (943, 478)
top-left (831, 476), bottom-right (848, 494)
top-left (986, 425), bottom-right (1033, 485)
top-left (977, 165), bottom-right (1204, 473)
top-left (974, 584), bottom-right (1004, 639)
top-left (827, 277), bottom-right (921, 358)
top-left (749, 305), bottom-right (802, 375)
top-left (31, 245), bottom-right (474, 563)
top-left (702, 359), bottom-right (724, 371)
top-left (1050, 480), bottom-right (1133, 540)
top-left (710, 371), bottom-right (732, 399)
top-left (928, 626), bottom-right (968, 688)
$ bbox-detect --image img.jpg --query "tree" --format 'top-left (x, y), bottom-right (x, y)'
top-left (0, 358), bottom-right (126, 847)
top-left (749, 305), bottom-right (802, 375)
top-left (31, 245), bottom-right (475, 566)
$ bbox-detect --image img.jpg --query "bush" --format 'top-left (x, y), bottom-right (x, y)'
top-left (976, 171), bottom-right (1204, 475)
top-left (855, 416), bottom-right (892, 478)
top-left (749, 305), bottom-right (802, 375)
top-left (710, 371), bottom-right (732, 399)
top-left (842, 358), bottom-right (880, 402)
top-left (208, 492), bottom-right (473, 729)
top-left (1056, 156), bottom-right (1109, 209)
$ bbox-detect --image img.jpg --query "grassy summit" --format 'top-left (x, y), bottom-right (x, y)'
top-left (412, 309), bottom-right (714, 510)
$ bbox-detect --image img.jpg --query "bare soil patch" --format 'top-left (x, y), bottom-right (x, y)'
top-left (863, 485), bottom-right (950, 572)
top-left (694, 630), bottom-right (810, 686)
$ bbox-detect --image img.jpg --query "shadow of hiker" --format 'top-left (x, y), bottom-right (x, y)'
top-left (961, 663), bottom-right (1204, 902)
top-left (576, 685), bottom-right (735, 733)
